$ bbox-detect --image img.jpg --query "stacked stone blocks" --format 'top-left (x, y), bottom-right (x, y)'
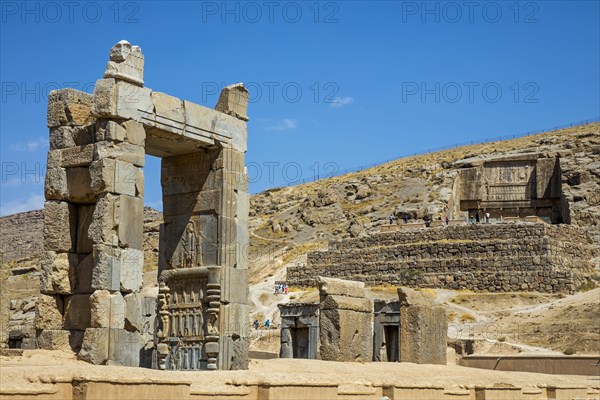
top-left (288, 224), bottom-right (597, 293)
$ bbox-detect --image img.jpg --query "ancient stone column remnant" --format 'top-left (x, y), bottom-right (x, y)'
top-left (39, 40), bottom-right (250, 370)
top-left (317, 276), bottom-right (373, 362)
top-left (397, 287), bottom-right (447, 364)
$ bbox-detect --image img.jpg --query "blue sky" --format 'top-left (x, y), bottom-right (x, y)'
top-left (1, 1), bottom-right (599, 215)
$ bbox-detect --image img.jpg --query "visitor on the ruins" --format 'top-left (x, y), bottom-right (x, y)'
top-left (485, 211), bottom-right (490, 223)
top-left (264, 319), bottom-right (271, 329)
top-left (437, 212), bottom-right (442, 220)
top-left (445, 215), bottom-right (449, 225)
top-left (253, 319), bottom-right (259, 331)
top-left (403, 213), bottom-right (409, 223)
top-left (389, 214), bottom-right (394, 224)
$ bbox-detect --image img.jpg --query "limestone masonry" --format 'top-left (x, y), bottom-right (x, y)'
top-left (287, 223), bottom-right (596, 293)
top-left (39, 40), bottom-right (250, 370)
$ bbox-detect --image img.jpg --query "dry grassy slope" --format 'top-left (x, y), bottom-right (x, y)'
top-left (249, 122), bottom-right (600, 269)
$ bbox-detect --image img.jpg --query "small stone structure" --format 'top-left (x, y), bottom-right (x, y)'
top-left (288, 223), bottom-right (596, 293)
top-left (6, 297), bottom-right (37, 350)
top-left (397, 288), bottom-right (447, 365)
top-left (278, 303), bottom-right (319, 359)
top-left (449, 153), bottom-right (568, 223)
top-left (372, 300), bottom-right (399, 362)
top-left (38, 40), bottom-right (249, 370)
top-left (317, 277), bottom-right (372, 362)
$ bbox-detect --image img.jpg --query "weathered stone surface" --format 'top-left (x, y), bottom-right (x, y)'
top-left (79, 328), bottom-right (109, 364)
top-left (319, 308), bottom-right (372, 362)
top-left (90, 290), bottom-right (125, 329)
top-left (76, 205), bottom-right (95, 253)
top-left (47, 89), bottom-right (94, 128)
top-left (152, 92), bottom-right (185, 124)
top-left (93, 141), bottom-right (145, 167)
top-left (318, 277), bottom-right (372, 362)
top-left (104, 40), bottom-right (144, 86)
top-left (317, 276), bottom-right (365, 299)
top-left (119, 248), bottom-right (143, 293)
top-left (75, 253), bottom-right (94, 294)
top-left (40, 251), bottom-right (76, 295)
top-left (36, 330), bottom-right (71, 350)
top-left (95, 120), bottom-right (125, 142)
top-left (43, 201), bottom-right (77, 252)
top-left (397, 287), bottom-right (435, 307)
top-left (124, 292), bottom-right (142, 332)
top-left (399, 304), bottom-right (447, 365)
top-left (63, 295), bottom-right (91, 330)
top-left (90, 158), bottom-right (143, 197)
top-left (88, 194), bottom-right (118, 247)
top-left (116, 196), bottom-right (144, 249)
top-left (121, 120), bottom-right (145, 146)
top-left (289, 224), bottom-right (596, 293)
top-left (215, 83), bottom-right (249, 121)
top-left (91, 245), bottom-right (120, 291)
top-left (48, 144), bottom-right (95, 168)
top-left (34, 295), bottom-right (64, 331)
top-left (50, 125), bottom-right (95, 150)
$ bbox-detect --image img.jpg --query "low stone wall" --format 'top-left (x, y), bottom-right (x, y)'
top-left (459, 355), bottom-right (600, 376)
top-left (287, 223), bottom-right (597, 293)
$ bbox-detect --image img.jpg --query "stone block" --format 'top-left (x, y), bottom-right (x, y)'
top-left (47, 89), bottom-right (93, 128)
top-left (124, 292), bottom-right (142, 332)
top-left (36, 330), bottom-right (71, 350)
top-left (93, 141), bottom-right (145, 167)
top-left (44, 167), bottom-right (68, 200)
top-left (108, 329), bottom-right (143, 367)
top-left (34, 294), bottom-right (64, 331)
top-left (320, 295), bottom-right (372, 312)
top-left (76, 205), bottom-right (95, 253)
top-left (79, 328), bottom-right (109, 364)
top-left (92, 245), bottom-right (120, 291)
top-left (65, 167), bottom-right (95, 203)
top-left (116, 195), bottom-right (144, 249)
top-left (63, 294), bottom-right (91, 330)
top-left (90, 290), bottom-right (125, 329)
top-left (43, 201), bottom-right (77, 252)
top-left (75, 253), bottom-right (94, 294)
top-left (317, 276), bottom-right (366, 299)
top-left (116, 82), bottom-right (154, 120)
top-left (95, 120), bottom-right (125, 142)
top-left (120, 248), bottom-right (143, 293)
top-left (319, 307), bottom-right (372, 362)
top-left (40, 251), bottom-right (77, 295)
top-left (49, 125), bottom-right (95, 150)
top-left (48, 144), bottom-right (95, 168)
top-left (122, 120), bottom-right (145, 146)
top-left (88, 194), bottom-right (118, 247)
top-left (399, 305), bottom-right (447, 365)
top-left (90, 158), bottom-right (143, 197)
top-left (214, 83), bottom-right (249, 121)
top-left (92, 78), bottom-right (117, 117)
top-left (152, 92), bottom-right (185, 124)
top-left (397, 287), bottom-right (435, 307)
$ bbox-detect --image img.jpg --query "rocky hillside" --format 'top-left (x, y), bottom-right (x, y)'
top-left (249, 122), bottom-right (600, 272)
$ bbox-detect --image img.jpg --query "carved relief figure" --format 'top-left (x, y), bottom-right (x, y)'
top-left (182, 220), bottom-right (201, 268)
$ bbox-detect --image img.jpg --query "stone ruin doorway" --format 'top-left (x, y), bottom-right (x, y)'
top-left (373, 300), bottom-right (400, 362)
top-left (38, 40), bottom-right (250, 371)
top-left (278, 303), bottom-right (320, 360)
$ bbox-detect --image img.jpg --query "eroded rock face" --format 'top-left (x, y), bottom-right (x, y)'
top-left (317, 277), bottom-right (373, 362)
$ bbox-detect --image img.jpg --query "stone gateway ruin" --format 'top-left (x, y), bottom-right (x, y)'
top-left (38, 41), bottom-right (250, 370)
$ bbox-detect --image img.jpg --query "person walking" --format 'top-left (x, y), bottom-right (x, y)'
top-left (403, 213), bottom-right (409, 224)
top-left (264, 319), bottom-right (271, 329)
top-left (253, 319), bottom-right (259, 331)
top-left (389, 214), bottom-right (394, 225)
top-left (445, 215), bottom-right (449, 225)
top-left (485, 211), bottom-right (490, 223)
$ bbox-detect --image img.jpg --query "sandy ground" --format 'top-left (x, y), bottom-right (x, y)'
top-left (1, 350), bottom-right (597, 389)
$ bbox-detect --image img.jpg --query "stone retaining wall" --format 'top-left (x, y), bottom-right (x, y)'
top-left (287, 223), bottom-right (597, 293)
